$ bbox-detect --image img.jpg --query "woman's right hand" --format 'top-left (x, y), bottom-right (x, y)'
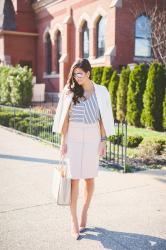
top-left (60, 143), bottom-right (67, 156)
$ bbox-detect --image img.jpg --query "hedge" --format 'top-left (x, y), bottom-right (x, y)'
top-left (116, 67), bottom-right (130, 121)
top-left (91, 67), bottom-right (104, 84)
top-left (141, 62), bottom-right (166, 131)
top-left (0, 65), bottom-right (33, 106)
top-left (108, 70), bottom-right (119, 119)
top-left (101, 66), bottom-right (113, 89)
top-left (126, 64), bottom-right (148, 127)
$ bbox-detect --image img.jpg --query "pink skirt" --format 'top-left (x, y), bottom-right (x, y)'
top-left (65, 121), bottom-right (101, 179)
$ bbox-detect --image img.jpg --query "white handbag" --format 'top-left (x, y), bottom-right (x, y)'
top-left (52, 155), bottom-right (71, 206)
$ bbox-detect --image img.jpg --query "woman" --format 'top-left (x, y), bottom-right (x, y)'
top-left (52, 58), bottom-right (115, 240)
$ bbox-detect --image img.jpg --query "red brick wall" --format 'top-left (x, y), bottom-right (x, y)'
top-left (34, 0), bottom-right (116, 92)
top-left (12, 0), bottom-right (37, 32)
top-left (4, 34), bottom-right (37, 74)
top-left (114, 0), bottom-right (162, 68)
top-left (8, 0), bottom-right (164, 93)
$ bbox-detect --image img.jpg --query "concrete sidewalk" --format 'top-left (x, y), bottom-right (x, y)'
top-left (0, 126), bottom-right (166, 250)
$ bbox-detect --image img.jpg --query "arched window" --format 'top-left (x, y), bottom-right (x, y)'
top-left (82, 21), bottom-right (89, 58)
top-left (3, 0), bottom-right (16, 30)
top-left (56, 31), bottom-right (62, 74)
top-left (45, 32), bottom-right (52, 74)
top-left (135, 15), bottom-right (151, 57)
top-left (96, 16), bottom-right (105, 57)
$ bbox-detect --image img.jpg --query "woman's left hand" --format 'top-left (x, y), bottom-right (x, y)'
top-left (98, 141), bottom-right (107, 157)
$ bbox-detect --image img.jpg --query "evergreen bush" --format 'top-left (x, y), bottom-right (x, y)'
top-left (0, 66), bottom-right (11, 104)
top-left (108, 70), bottom-right (119, 118)
top-left (127, 135), bottom-right (143, 148)
top-left (116, 67), bottom-right (130, 121)
top-left (0, 65), bottom-right (33, 106)
top-left (9, 65), bottom-right (33, 106)
top-left (126, 63), bottom-right (148, 127)
top-left (92, 67), bottom-right (104, 84)
top-left (141, 62), bottom-right (165, 131)
top-left (163, 89), bottom-right (166, 130)
top-left (101, 66), bottom-right (113, 89)
top-left (0, 112), bottom-right (13, 126)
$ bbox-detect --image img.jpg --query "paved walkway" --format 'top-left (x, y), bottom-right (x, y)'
top-left (0, 126), bottom-right (166, 250)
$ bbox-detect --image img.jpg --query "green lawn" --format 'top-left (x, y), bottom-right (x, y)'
top-left (126, 125), bottom-right (166, 158)
top-left (127, 125), bottom-right (166, 139)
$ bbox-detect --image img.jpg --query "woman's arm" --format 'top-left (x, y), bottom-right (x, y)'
top-left (59, 108), bottom-right (70, 156)
top-left (99, 115), bottom-right (106, 138)
top-left (98, 115), bottom-right (107, 157)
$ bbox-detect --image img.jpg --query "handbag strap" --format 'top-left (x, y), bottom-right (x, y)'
top-left (59, 155), bottom-right (67, 177)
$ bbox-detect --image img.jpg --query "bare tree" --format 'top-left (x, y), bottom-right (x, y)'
top-left (129, 0), bottom-right (166, 67)
top-left (150, 3), bottom-right (166, 67)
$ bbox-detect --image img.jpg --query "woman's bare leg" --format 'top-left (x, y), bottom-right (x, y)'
top-left (80, 178), bottom-right (95, 227)
top-left (70, 179), bottom-right (80, 233)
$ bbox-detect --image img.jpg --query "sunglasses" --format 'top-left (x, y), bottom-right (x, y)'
top-left (73, 72), bottom-right (85, 78)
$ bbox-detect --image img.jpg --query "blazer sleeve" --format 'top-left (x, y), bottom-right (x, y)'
top-left (52, 85), bottom-right (68, 133)
top-left (104, 86), bottom-right (116, 136)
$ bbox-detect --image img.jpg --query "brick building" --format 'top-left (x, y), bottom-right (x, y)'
top-left (0, 0), bottom-right (164, 99)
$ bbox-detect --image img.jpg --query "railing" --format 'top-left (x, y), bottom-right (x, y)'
top-left (0, 104), bottom-right (128, 172)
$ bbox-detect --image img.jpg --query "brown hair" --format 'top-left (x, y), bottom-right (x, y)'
top-left (67, 58), bottom-right (92, 105)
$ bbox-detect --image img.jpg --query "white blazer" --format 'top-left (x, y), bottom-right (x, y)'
top-left (52, 81), bottom-right (116, 137)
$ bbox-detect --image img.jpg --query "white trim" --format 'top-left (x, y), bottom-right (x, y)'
top-left (133, 56), bottom-right (153, 62)
top-left (59, 53), bottom-right (68, 63)
top-left (63, 15), bottom-right (72, 24)
top-left (92, 7), bottom-right (107, 27)
top-left (104, 46), bottom-right (116, 57)
top-left (89, 56), bottom-right (105, 65)
top-left (43, 73), bottom-right (60, 78)
top-left (0, 30), bottom-right (38, 37)
top-left (43, 26), bottom-right (51, 42)
top-left (32, 0), bottom-right (64, 13)
top-left (76, 12), bottom-right (92, 31)
top-left (110, 0), bottom-right (122, 8)
top-left (52, 24), bottom-right (63, 41)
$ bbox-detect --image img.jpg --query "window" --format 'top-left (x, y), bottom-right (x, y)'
top-left (96, 16), bottom-right (105, 57)
top-left (45, 32), bottom-right (52, 74)
top-left (19, 60), bottom-right (32, 69)
top-left (3, 0), bottom-right (16, 30)
top-left (82, 21), bottom-right (89, 58)
top-left (56, 31), bottom-right (62, 73)
top-left (135, 15), bottom-right (151, 57)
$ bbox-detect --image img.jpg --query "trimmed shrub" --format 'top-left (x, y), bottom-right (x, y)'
top-left (116, 67), bottom-right (130, 121)
top-left (91, 67), bottom-right (95, 80)
top-left (0, 65), bottom-right (33, 107)
top-left (163, 88), bottom-right (166, 130)
top-left (9, 117), bottom-right (22, 128)
top-left (15, 111), bottom-right (30, 118)
top-left (101, 66), bottom-right (113, 89)
top-left (0, 112), bottom-right (13, 126)
top-left (137, 138), bottom-right (166, 157)
top-left (127, 135), bottom-right (143, 148)
top-left (126, 63), bottom-right (148, 127)
top-left (108, 134), bottom-right (123, 145)
top-left (0, 66), bottom-right (11, 104)
top-left (16, 120), bottom-right (29, 133)
top-left (9, 65), bottom-right (33, 106)
top-left (92, 67), bottom-right (104, 85)
top-left (108, 70), bottom-right (119, 118)
top-left (141, 62), bottom-right (165, 131)
top-left (108, 134), bottom-right (143, 147)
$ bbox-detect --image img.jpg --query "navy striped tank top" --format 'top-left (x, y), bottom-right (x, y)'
top-left (69, 91), bottom-right (101, 124)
